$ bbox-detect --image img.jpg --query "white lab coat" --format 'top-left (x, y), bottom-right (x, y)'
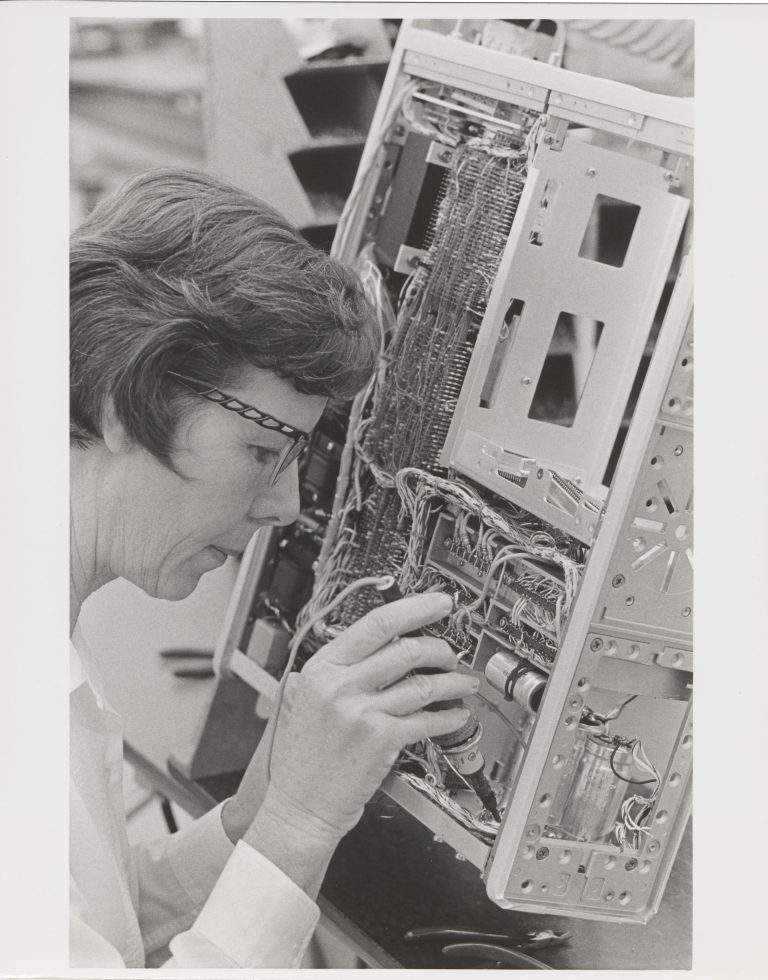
top-left (70, 632), bottom-right (320, 967)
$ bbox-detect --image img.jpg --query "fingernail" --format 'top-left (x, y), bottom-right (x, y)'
top-left (436, 592), bottom-right (453, 612)
top-left (470, 677), bottom-right (481, 692)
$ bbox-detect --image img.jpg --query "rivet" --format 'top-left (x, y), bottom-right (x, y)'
top-left (526, 824), bottom-right (541, 839)
top-left (625, 596), bottom-right (635, 607)
top-left (586, 167), bottom-right (597, 177)
top-left (521, 376), bottom-right (532, 386)
top-left (682, 607), bottom-right (691, 618)
top-left (674, 445), bottom-right (684, 456)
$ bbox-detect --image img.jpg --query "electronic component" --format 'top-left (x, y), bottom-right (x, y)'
top-left (209, 19), bottom-right (693, 925)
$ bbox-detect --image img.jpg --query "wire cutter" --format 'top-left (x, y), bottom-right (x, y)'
top-left (404, 926), bottom-right (572, 969)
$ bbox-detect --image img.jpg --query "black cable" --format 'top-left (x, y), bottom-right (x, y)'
top-left (609, 742), bottom-right (657, 785)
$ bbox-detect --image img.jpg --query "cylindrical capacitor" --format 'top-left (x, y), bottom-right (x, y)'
top-left (485, 649), bottom-right (547, 713)
top-left (558, 733), bottom-right (633, 842)
top-left (547, 716), bottom-right (607, 830)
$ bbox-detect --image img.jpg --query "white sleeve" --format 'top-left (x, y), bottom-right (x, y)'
top-left (134, 802), bottom-right (319, 967)
top-left (167, 842), bottom-right (320, 967)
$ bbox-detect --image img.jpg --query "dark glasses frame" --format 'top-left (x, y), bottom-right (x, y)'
top-left (166, 371), bottom-right (311, 485)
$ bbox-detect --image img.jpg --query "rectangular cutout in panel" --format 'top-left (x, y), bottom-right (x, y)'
top-left (580, 195), bottom-right (641, 267)
top-left (528, 177), bottom-right (560, 246)
top-left (479, 298), bottom-right (525, 409)
top-left (529, 313), bottom-right (604, 428)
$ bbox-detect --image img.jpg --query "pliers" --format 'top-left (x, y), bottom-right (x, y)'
top-left (404, 926), bottom-right (572, 970)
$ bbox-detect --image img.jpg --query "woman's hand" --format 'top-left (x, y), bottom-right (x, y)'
top-left (223, 591), bottom-right (477, 850)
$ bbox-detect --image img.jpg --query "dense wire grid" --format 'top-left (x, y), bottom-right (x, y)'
top-left (306, 139), bottom-right (530, 635)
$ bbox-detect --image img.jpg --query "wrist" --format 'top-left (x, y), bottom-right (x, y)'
top-left (242, 792), bottom-right (343, 899)
top-left (256, 786), bottom-right (351, 848)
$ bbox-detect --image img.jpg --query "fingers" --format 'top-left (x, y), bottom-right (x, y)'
top-left (399, 705), bottom-right (475, 745)
top-left (317, 592), bottom-right (452, 666)
top-left (351, 635), bottom-right (458, 690)
top-left (376, 669), bottom-right (479, 716)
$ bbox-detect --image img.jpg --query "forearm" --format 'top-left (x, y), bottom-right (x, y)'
top-left (242, 801), bottom-right (338, 901)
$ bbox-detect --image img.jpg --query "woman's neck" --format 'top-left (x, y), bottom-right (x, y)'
top-left (70, 443), bottom-right (118, 633)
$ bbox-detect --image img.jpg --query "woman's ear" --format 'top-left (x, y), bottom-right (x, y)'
top-left (101, 399), bottom-right (134, 456)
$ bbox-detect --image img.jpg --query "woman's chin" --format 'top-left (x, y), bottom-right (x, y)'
top-left (142, 549), bottom-right (228, 601)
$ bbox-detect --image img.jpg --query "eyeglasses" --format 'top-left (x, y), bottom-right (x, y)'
top-left (167, 371), bottom-right (311, 485)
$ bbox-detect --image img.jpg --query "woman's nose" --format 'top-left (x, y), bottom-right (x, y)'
top-left (251, 461), bottom-right (301, 526)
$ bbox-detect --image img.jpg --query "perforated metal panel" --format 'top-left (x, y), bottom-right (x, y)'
top-left (443, 136), bottom-right (689, 498)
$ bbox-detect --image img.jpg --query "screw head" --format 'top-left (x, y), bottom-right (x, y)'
top-left (664, 171), bottom-right (675, 182)
top-left (536, 847), bottom-right (550, 860)
top-left (590, 637), bottom-right (603, 651)
top-left (440, 150), bottom-right (452, 163)
top-left (625, 858), bottom-right (638, 871)
top-left (612, 574), bottom-right (625, 588)
top-left (544, 134), bottom-right (554, 145)
top-left (443, 536), bottom-right (452, 548)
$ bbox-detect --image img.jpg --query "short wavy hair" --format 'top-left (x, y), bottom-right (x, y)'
top-left (70, 168), bottom-right (378, 463)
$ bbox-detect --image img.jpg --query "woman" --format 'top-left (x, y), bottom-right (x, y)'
top-left (70, 169), bottom-right (476, 967)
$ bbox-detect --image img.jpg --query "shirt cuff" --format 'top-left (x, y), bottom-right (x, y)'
top-left (166, 800), bottom-right (235, 906)
top-left (187, 841), bottom-right (320, 967)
